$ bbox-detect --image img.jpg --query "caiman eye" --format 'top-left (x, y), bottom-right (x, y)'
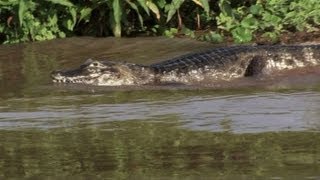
top-left (92, 62), bottom-right (99, 66)
top-left (80, 64), bottom-right (87, 69)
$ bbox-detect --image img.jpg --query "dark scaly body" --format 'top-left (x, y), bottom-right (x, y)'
top-left (51, 44), bottom-right (320, 86)
top-left (150, 45), bottom-right (320, 83)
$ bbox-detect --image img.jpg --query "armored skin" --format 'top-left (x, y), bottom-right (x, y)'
top-left (51, 44), bottom-right (320, 86)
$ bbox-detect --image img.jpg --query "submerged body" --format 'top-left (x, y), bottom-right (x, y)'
top-left (51, 44), bottom-right (320, 86)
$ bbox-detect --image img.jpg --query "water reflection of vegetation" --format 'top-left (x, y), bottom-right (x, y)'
top-left (0, 120), bottom-right (319, 178)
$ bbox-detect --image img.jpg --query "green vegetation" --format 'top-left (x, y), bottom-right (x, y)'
top-left (216, 0), bottom-right (320, 43)
top-left (0, 0), bottom-right (319, 44)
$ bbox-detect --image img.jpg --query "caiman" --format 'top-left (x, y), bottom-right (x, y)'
top-left (51, 44), bottom-right (320, 86)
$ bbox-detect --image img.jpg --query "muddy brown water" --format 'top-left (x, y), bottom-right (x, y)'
top-left (0, 37), bottom-right (320, 179)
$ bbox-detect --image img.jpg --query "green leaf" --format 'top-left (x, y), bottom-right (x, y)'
top-left (137, 0), bottom-right (149, 15)
top-left (45, 0), bottom-right (74, 7)
top-left (241, 15), bottom-right (258, 30)
top-left (0, 0), bottom-right (19, 6)
top-left (181, 27), bottom-right (195, 38)
top-left (164, 28), bottom-right (178, 38)
top-left (156, 0), bottom-right (166, 8)
top-left (192, 0), bottom-right (210, 14)
top-left (70, 7), bottom-right (77, 28)
top-left (79, 7), bottom-right (92, 22)
top-left (262, 12), bottom-right (282, 29)
top-left (200, 0), bottom-right (210, 14)
top-left (126, 0), bottom-right (144, 27)
top-left (219, 0), bottom-right (233, 17)
top-left (47, 13), bottom-right (58, 26)
top-left (208, 31), bottom-right (223, 43)
top-left (166, 4), bottom-right (176, 23)
top-left (146, 1), bottom-right (160, 20)
top-left (167, 0), bottom-right (184, 22)
top-left (59, 31), bottom-right (66, 38)
top-left (172, 0), bottom-right (185, 9)
top-left (66, 19), bottom-right (73, 30)
top-left (249, 4), bottom-right (263, 15)
top-left (166, 0), bottom-right (184, 22)
top-left (262, 32), bottom-right (278, 42)
top-left (231, 26), bottom-right (252, 43)
top-left (63, 7), bottom-right (77, 31)
top-left (216, 13), bottom-right (235, 31)
top-left (18, 0), bottom-right (26, 26)
top-left (112, 0), bottom-right (122, 37)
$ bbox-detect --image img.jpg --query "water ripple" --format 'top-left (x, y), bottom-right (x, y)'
top-left (0, 91), bottom-right (319, 133)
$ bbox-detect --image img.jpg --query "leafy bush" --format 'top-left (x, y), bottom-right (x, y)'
top-left (0, 0), bottom-right (319, 44)
top-left (0, 0), bottom-right (76, 43)
top-left (0, 0), bottom-right (211, 43)
top-left (216, 0), bottom-right (320, 43)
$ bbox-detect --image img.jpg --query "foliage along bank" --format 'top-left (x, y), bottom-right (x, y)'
top-left (0, 0), bottom-right (319, 44)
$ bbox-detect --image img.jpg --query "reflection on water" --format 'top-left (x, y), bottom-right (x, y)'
top-left (1, 125), bottom-right (320, 179)
top-left (0, 37), bottom-right (320, 178)
top-left (0, 91), bottom-right (320, 133)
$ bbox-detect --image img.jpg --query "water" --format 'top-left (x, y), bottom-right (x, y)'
top-left (0, 37), bottom-right (320, 179)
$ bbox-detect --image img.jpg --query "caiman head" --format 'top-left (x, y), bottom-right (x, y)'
top-left (51, 59), bottom-right (154, 86)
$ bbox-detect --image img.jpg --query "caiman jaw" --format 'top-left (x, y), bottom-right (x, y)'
top-left (51, 59), bottom-right (154, 86)
top-left (51, 71), bottom-right (67, 83)
top-left (51, 59), bottom-right (115, 85)
top-left (51, 72), bottom-right (82, 83)
top-left (51, 69), bottom-right (101, 84)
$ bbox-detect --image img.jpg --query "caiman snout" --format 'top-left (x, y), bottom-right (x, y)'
top-left (51, 70), bottom-right (64, 79)
top-left (51, 70), bottom-right (69, 83)
top-left (51, 70), bottom-right (60, 77)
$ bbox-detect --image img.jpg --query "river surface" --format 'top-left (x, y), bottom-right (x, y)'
top-left (0, 37), bottom-right (320, 179)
